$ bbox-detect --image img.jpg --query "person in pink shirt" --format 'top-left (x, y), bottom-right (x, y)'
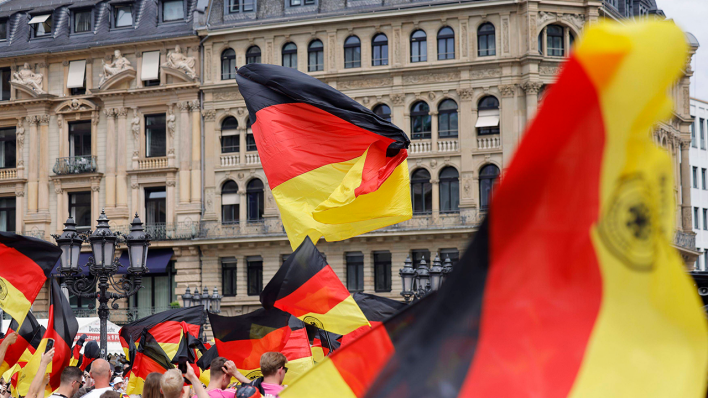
top-left (244, 353), bottom-right (287, 398)
top-left (194, 357), bottom-right (251, 398)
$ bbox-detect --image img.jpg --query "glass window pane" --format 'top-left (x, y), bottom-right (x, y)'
top-left (146, 114), bottom-right (166, 157)
top-left (115, 6), bottom-right (133, 27)
top-left (74, 11), bottom-right (91, 33)
top-left (0, 21), bottom-right (6, 41)
top-left (163, 0), bottom-right (184, 21)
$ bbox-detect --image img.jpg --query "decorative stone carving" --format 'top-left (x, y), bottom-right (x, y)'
top-left (561, 13), bottom-right (586, 30)
top-left (237, 107), bottom-right (246, 116)
top-left (117, 107), bottom-right (128, 117)
top-left (390, 93), bottom-right (405, 105)
top-left (338, 78), bottom-right (393, 90)
top-left (91, 113), bottom-right (100, 126)
top-left (499, 84), bottom-right (516, 98)
top-left (131, 182), bottom-right (139, 189)
top-left (55, 187), bottom-right (62, 194)
top-left (538, 11), bottom-right (556, 26)
top-left (162, 45), bottom-right (198, 81)
top-left (430, 159), bottom-right (437, 169)
top-left (166, 180), bottom-right (176, 187)
top-left (205, 188), bottom-right (214, 212)
top-left (457, 88), bottom-right (474, 100)
top-left (55, 98), bottom-right (99, 114)
top-left (684, 87), bottom-right (691, 115)
top-left (39, 115), bottom-right (50, 125)
top-left (202, 110), bottom-right (216, 121)
top-left (403, 72), bottom-right (459, 84)
top-left (539, 66), bottom-right (561, 75)
top-left (15, 189), bottom-right (24, 197)
top-left (15, 118), bottom-right (24, 153)
top-left (11, 63), bottom-right (46, 96)
top-left (530, 15), bottom-right (538, 51)
top-left (99, 50), bottom-right (136, 89)
top-left (28, 116), bottom-right (39, 127)
top-left (131, 109), bottom-right (140, 144)
top-left (167, 106), bottom-right (176, 138)
top-left (521, 81), bottom-right (544, 94)
top-left (190, 99), bottom-right (200, 111)
top-left (470, 69), bottom-right (502, 79)
top-left (177, 101), bottom-right (190, 112)
top-left (502, 18), bottom-right (510, 54)
top-left (91, 185), bottom-right (100, 192)
top-left (205, 47), bottom-right (212, 81)
top-left (103, 108), bottom-right (117, 118)
top-left (460, 22), bottom-right (468, 58)
top-left (212, 90), bottom-right (242, 101)
top-left (462, 177), bottom-right (472, 198)
top-left (428, 92), bottom-right (436, 101)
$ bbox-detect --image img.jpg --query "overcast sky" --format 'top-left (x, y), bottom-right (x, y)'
top-left (658, 0), bottom-right (708, 101)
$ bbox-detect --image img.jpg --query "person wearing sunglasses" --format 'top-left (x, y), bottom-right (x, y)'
top-left (245, 352), bottom-right (288, 398)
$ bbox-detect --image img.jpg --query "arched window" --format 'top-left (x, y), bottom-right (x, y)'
top-left (546, 25), bottom-right (564, 56)
top-left (438, 99), bottom-right (458, 138)
top-left (410, 30), bottom-right (427, 63)
top-left (246, 46), bottom-right (261, 64)
top-left (410, 101), bottom-right (431, 140)
top-left (479, 164), bottom-right (500, 210)
top-left (476, 96), bottom-right (500, 135)
top-left (221, 180), bottom-right (239, 225)
top-left (373, 104), bottom-right (391, 123)
top-left (247, 179), bottom-right (264, 221)
top-left (437, 27), bottom-right (455, 60)
top-left (220, 116), bottom-right (239, 153)
top-left (221, 48), bottom-right (236, 80)
top-left (439, 167), bottom-right (459, 213)
top-left (372, 33), bottom-right (388, 66)
top-left (344, 36), bottom-right (361, 69)
top-left (411, 169), bottom-right (432, 215)
top-left (478, 23), bottom-right (496, 57)
top-left (282, 43), bottom-right (297, 68)
top-left (246, 119), bottom-right (257, 151)
top-left (308, 40), bottom-right (324, 72)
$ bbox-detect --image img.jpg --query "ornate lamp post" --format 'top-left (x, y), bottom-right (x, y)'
top-left (53, 211), bottom-right (149, 358)
top-left (400, 252), bottom-right (454, 303)
top-left (399, 256), bottom-right (416, 303)
top-left (181, 285), bottom-right (222, 339)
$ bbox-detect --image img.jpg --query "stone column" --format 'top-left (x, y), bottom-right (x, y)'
top-left (27, 116), bottom-right (38, 213)
top-left (521, 81), bottom-right (542, 127)
top-left (238, 127), bottom-right (247, 166)
top-left (104, 108), bottom-right (117, 209)
top-left (91, 177), bottom-right (100, 229)
top-left (91, 112), bottom-right (99, 162)
top-left (431, 178), bottom-right (440, 221)
top-left (390, 94), bottom-right (406, 130)
top-left (130, 109), bottom-right (140, 170)
top-left (167, 179), bottom-right (176, 223)
top-left (681, 138), bottom-right (694, 232)
top-left (190, 100), bottom-right (202, 204)
top-left (54, 183), bottom-right (63, 234)
top-left (116, 108), bottom-right (129, 210)
top-left (167, 105), bottom-right (176, 168)
top-left (456, 88), bottom-right (475, 209)
top-left (86, 59), bottom-right (93, 91)
top-left (202, 110), bottom-right (217, 188)
top-left (38, 115), bottom-right (50, 213)
top-left (499, 84), bottom-right (517, 166)
top-left (430, 110), bottom-right (438, 153)
top-left (178, 101), bottom-right (191, 204)
top-left (15, 118), bottom-right (25, 179)
top-left (14, 185), bottom-right (24, 233)
top-left (238, 189), bottom-right (247, 233)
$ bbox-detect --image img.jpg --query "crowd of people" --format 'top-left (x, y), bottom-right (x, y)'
top-left (0, 333), bottom-right (289, 398)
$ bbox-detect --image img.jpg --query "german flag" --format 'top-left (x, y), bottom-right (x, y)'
top-left (340, 293), bottom-right (405, 347)
top-left (261, 237), bottom-right (369, 335)
top-left (0, 233), bottom-right (61, 324)
top-left (17, 279), bottom-right (78, 396)
top-left (0, 312), bottom-right (44, 374)
top-left (69, 334), bottom-right (87, 367)
top-left (281, 294), bottom-right (433, 398)
top-left (281, 318), bottom-right (313, 385)
top-left (209, 308), bottom-right (291, 381)
top-left (78, 340), bottom-right (100, 371)
top-left (310, 329), bottom-right (340, 364)
top-left (364, 22), bottom-right (708, 398)
top-left (119, 306), bottom-right (204, 361)
top-left (236, 64), bottom-right (411, 250)
top-left (126, 329), bottom-right (174, 395)
top-left (196, 344), bottom-right (218, 372)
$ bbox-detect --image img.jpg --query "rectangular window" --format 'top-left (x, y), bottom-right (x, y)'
top-left (411, 249), bottom-right (431, 267)
top-left (693, 166), bottom-right (698, 188)
top-left (221, 258), bottom-right (237, 296)
top-left (247, 133), bottom-right (257, 151)
top-left (145, 187), bottom-right (167, 225)
top-left (221, 135), bottom-right (239, 153)
top-left (29, 14), bottom-right (52, 38)
top-left (67, 60), bottom-right (87, 96)
top-left (695, 207), bottom-right (700, 229)
top-left (0, 127), bottom-right (16, 169)
top-left (291, 0), bottom-right (302, 5)
top-left (130, 263), bottom-right (176, 315)
top-left (0, 197), bottom-right (16, 233)
top-left (114, 5), bottom-right (133, 28)
top-left (373, 251), bottom-right (391, 293)
top-left (69, 192), bottom-right (91, 232)
top-left (0, 20), bottom-right (6, 41)
top-left (247, 256), bottom-right (263, 296)
top-left (439, 248), bottom-right (460, 264)
top-left (69, 121), bottom-right (91, 158)
top-left (703, 169), bottom-right (706, 190)
top-left (346, 252), bottom-right (364, 292)
top-left (701, 118), bottom-right (706, 149)
top-left (703, 209), bottom-right (707, 231)
top-left (228, 0), bottom-right (240, 13)
top-left (163, 0), bottom-right (185, 21)
top-left (73, 9), bottom-right (91, 33)
top-left (145, 114), bottom-right (166, 157)
top-left (0, 68), bottom-right (9, 101)
top-left (304, 0), bottom-right (315, 4)
top-left (242, 0), bottom-right (254, 11)
top-left (692, 123), bottom-right (698, 147)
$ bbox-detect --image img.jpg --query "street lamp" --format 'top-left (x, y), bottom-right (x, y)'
top-left (181, 285), bottom-right (222, 339)
top-left (414, 256), bottom-right (430, 296)
top-left (441, 255), bottom-right (453, 285)
top-left (399, 256), bottom-right (416, 303)
top-left (400, 252), bottom-right (456, 303)
top-left (429, 253), bottom-right (443, 291)
top-left (53, 211), bottom-right (149, 358)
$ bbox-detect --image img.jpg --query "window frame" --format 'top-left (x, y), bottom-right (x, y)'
top-left (113, 4), bottom-right (134, 29)
top-left (546, 24), bottom-right (565, 57)
top-left (0, 127), bottom-right (16, 169)
top-left (68, 120), bottom-right (92, 158)
top-left (410, 29), bottom-right (427, 63)
top-left (410, 101), bottom-right (431, 140)
top-left (479, 164), bottom-right (500, 210)
top-left (344, 36), bottom-right (362, 69)
top-left (227, 0), bottom-right (241, 13)
top-left (69, 191), bottom-right (92, 232)
top-left (438, 99), bottom-right (458, 138)
top-left (145, 114), bottom-right (167, 158)
top-left (161, 0), bottom-right (186, 23)
top-left (30, 14), bottom-right (53, 39)
top-left (346, 252), bottom-right (364, 293)
top-left (221, 48), bottom-right (237, 80)
top-left (221, 180), bottom-right (239, 225)
top-left (703, 168), bottom-right (707, 190)
top-left (247, 256), bottom-right (263, 296)
top-left (0, 19), bottom-right (7, 42)
top-left (72, 8), bottom-right (93, 34)
top-left (372, 33), bottom-right (389, 66)
top-left (373, 251), bottom-right (392, 293)
top-left (477, 23), bottom-right (496, 57)
top-left (282, 42), bottom-right (298, 69)
top-left (246, 179), bottom-right (264, 221)
top-left (476, 96), bottom-right (500, 136)
top-left (439, 166), bottom-right (459, 214)
top-left (246, 46), bottom-right (261, 64)
top-left (696, 207), bottom-right (701, 229)
top-left (701, 118), bottom-right (706, 150)
top-left (411, 168), bottom-right (432, 215)
top-left (373, 104), bottom-right (391, 123)
top-left (221, 258), bottom-right (238, 296)
top-left (0, 197), bottom-right (16, 233)
top-left (692, 123), bottom-right (697, 148)
top-left (694, 166), bottom-right (699, 189)
top-left (703, 209), bottom-right (707, 231)
top-left (307, 40), bottom-right (324, 72)
top-left (0, 68), bottom-right (9, 101)
top-left (437, 26), bottom-right (455, 60)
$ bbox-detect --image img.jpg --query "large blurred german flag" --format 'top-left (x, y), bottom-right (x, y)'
top-left (0, 233), bottom-right (61, 324)
top-left (281, 318), bottom-right (313, 385)
top-left (236, 64), bottom-right (412, 250)
top-left (0, 312), bottom-right (44, 375)
top-left (17, 279), bottom-right (78, 396)
top-left (340, 293), bottom-right (405, 347)
top-left (261, 237), bottom-right (369, 335)
top-left (209, 308), bottom-right (291, 381)
top-left (126, 329), bottom-right (174, 395)
top-left (365, 22), bottom-right (708, 398)
top-left (119, 306), bottom-right (203, 361)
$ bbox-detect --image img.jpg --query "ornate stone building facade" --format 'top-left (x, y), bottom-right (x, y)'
top-left (0, 0), bottom-right (698, 323)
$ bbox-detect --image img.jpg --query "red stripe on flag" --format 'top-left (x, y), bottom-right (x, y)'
top-left (340, 321), bottom-right (381, 348)
top-left (0, 243), bottom-right (47, 302)
top-left (330, 325), bottom-right (394, 397)
top-left (215, 326), bottom-right (290, 371)
top-left (282, 328), bottom-right (311, 361)
top-left (274, 266), bottom-right (351, 317)
top-left (253, 103), bottom-right (396, 189)
top-left (461, 57), bottom-right (604, 397)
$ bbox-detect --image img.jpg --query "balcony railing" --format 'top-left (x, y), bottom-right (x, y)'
top-left (53, 156), bottom-right (97, 175)
top-left (144, 223), bottom-right (200, 240)
top-left (477, 136), bottom-right (501, 150)
top-left (0, 168), bottom-right (17, 180)
top-left (378, 209), bottom-right (482, 232)
top-left (138, 157), bottom-right (168, 169)
top-left (675, 230), bottom-right (697, 251)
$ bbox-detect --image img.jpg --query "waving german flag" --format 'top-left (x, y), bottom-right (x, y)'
top-left (281, 318), bottom-right (313, 385)
top-left (261, 237), bottom-right (369, 335)
top-left (119, 306), bottom-right (204, 361)
top-left (364, 22), bottom-right (708, 398)
top-left (311, 328), bottom-right (340, 364)
top-left (126, 329), bottom-right (174, 395)
top-left (17, 279), bottom-right (78, 396)
top-left (209, 308), bottom-right (291, 381)
top-left (0, 233), bottom-right (61, 325)
top-left (236, 64), bottom-right (412, 250)
top-left (0, 312), bottom-right (44, 375)
top-left (340, 293), bottom-right (405, 347)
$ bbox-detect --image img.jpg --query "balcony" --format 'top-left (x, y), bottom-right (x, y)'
top-left (245, 153), bottom-right (261, 165)
top-left (410, 141), bottom-right (432, 154)
top-left (477, 136), bottom-right (501, 150)
top-left (377, 209), bottom-right (482, 232)
top-left (52, 156), bottom-right (97, 175)
top-left (138, 157), bottom-right (169, 170)
top-left (674, 230), bottom-right (697, 251)
top-left (144, 223), bottom-right (200, 241)
top-left (0, 168), bottom-right (17, 180)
